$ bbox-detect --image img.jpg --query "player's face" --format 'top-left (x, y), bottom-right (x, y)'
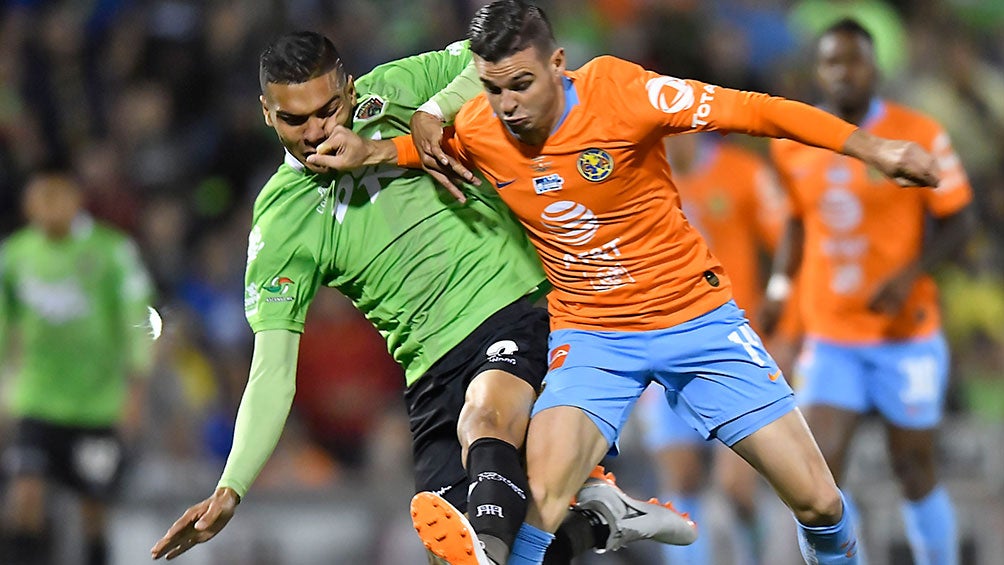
top-left (261, 69), bottom-right (355, 174)
top-left (816, 32), bottom-right (877, 116)
top-left (476, 45), bottom-right (566, 146)
top-left (23, 175), bottom-right (82, 239)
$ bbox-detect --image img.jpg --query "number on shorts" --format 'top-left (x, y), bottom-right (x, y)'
top-left (727, 324), bottom-right (767, 367)
top-left (898, 355), bottom-right (939, 404)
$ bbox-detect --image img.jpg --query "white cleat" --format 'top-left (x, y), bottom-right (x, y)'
top-left (574, 466), bottom-right (699, 552)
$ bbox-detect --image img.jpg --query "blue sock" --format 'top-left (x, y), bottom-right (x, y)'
top-left (795, 490), bottom-right (860, 564)
top-left (506, 523), bottom-right (555, 565)
top-left (901, 485), bottom-right (957, 565)
top-left (660, 494), bottom-right (710, 565)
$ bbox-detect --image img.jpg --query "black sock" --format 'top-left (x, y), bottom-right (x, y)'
top-left (543, 507), bottom-right (609, 563)
top-left (466, 437), bottom-right (529, 563)
top-left (86, 537), bottom-right (108, 565)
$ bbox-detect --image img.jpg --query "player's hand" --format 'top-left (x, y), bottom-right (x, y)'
top-left (410, 111), bottom-right (478, 204)
top-left (844, 130), bottom-right (940, 188)
top-left (757, 298), bottom-right (785, 337)
top-left (150, 487), bottom-right (240, 560)
top-left (868, 265), bottom-right (919, 315)
top-left (306, 126), bottom-right (394, 171)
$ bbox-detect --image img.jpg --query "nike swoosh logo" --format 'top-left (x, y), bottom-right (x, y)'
top-left (769, 369), bottom-right (782, 382)
top-left (496, 179), bottom-right (516, 188)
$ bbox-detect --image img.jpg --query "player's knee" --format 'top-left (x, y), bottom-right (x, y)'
top-left (790, 486), bottom-right (843, 527)
top-left (457, 399), bottom-right (529, 449)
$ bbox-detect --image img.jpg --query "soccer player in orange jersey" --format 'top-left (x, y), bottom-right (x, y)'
top-left (309, 2), bottom-right (941, 563)
top-left (761, 19), bottom-right (975, 565)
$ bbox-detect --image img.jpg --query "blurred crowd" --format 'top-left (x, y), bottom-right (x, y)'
top-left (1, 0), bottom-right (1003, 562)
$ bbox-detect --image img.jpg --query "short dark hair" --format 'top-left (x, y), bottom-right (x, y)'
top-left (821, 18), bottom-right (874, 46)
top-left (468, 0), bottom-right (556, 63)
top-left (259, 31), bottom-right (344, 92)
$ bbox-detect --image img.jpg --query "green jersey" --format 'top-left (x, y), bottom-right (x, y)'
top-left (244, 41), bottom-right (546, 386)
top-left (0, 216), bottom-right (153, 426)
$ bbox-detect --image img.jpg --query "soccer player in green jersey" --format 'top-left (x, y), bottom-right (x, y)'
top-left (150, 32), bottom-right (693, 565)
top-left (0, 168), bottom-right (155, 565)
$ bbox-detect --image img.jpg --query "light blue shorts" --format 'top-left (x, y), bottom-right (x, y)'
top-left (796, 332), bottom-right (950, 429)
top-left (533, 301), bottom-right (795, 454)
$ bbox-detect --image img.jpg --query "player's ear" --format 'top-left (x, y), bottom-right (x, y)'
top-left (345, 75), bottom-right (356, 105)
top-left (260, 94), bottom-right (274, 127)
top-left (550, 48), bottom-right (566, 77)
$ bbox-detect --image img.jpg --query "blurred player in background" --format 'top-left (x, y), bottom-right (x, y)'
top-left (639, 132), bottom-right (792, 565)
top-left (151, 31), bottom-right (689, 565)
top-left (0, 168), bottom-right (155, 565)
top-left (761, 19), bottom-right (976, 565)
top-left (318, 1), bottom-right (946, 563)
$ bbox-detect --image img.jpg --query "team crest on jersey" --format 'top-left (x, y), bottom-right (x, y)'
top-left (354, 95), bottom-right (386, 121)
top-left (577, 148), bottom-right (613, 182)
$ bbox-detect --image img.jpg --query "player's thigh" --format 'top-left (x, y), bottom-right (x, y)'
top-left (730, 408), bottom-right (841, 524)
top-left (533, 328), bottom-right (650, 454)
top-left (459, 369), bottom-right (537, 449)
top-left (458, 302), bottom-right (549, 449)
top-left (868, 332), bottom-right (950, 429)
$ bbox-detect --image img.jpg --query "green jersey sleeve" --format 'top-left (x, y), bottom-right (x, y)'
top-left (424, 57), bottom-right (481, 124)
top-left (243, 193), bottom-right (324, 334)
top-left (353, 40), bottom-right (473, 121)
top-left (217, 329), bottom-right (299, 498)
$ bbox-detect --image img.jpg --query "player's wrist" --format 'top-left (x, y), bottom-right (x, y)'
top-left (765, 273), bottom-right (792, 302)
top-left (365, 139), bottom-right (398, 166)
top-left (416, 101), bottom-right (445, 122)
top-left (214, 486), bottom-right (241, 505)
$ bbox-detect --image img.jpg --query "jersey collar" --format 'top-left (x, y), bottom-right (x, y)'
top-left (551, 75), bottom-right (579, 134)
top-left (284, 149), bottom-right (305, 172)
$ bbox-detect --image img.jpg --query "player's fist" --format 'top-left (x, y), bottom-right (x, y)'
top-left (844, 130), bottom-right (940, 188)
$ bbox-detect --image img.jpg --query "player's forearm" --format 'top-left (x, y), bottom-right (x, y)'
top-left (217, 329), bottom-right (300, 499)
top-left (420, 58), bottom-right (482, 124)
top-left (730, 93), bottom-right (858, 154)
top-left (766, 218), bottom-right (805, 302)
top-left (360, 139), bottom-right (398, 166)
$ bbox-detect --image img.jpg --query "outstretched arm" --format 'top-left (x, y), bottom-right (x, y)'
top-left (151, 329), bottom-right (300, 560)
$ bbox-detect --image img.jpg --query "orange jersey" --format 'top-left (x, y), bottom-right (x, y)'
top-left (396, 56), bottom-right (856, 331)
top-left (673, 138), bottom-right (783, 321)
top-left (771, 99), bottom-right (972, 342)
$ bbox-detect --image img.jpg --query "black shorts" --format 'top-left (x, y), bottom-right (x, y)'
top-left (2, 418), bottom-right (127, 501)
top-left (405, 296), bottom-right (549, 512)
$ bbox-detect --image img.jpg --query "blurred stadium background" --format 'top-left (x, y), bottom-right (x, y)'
top-left (1, 0), bottom-right (1002, 563)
